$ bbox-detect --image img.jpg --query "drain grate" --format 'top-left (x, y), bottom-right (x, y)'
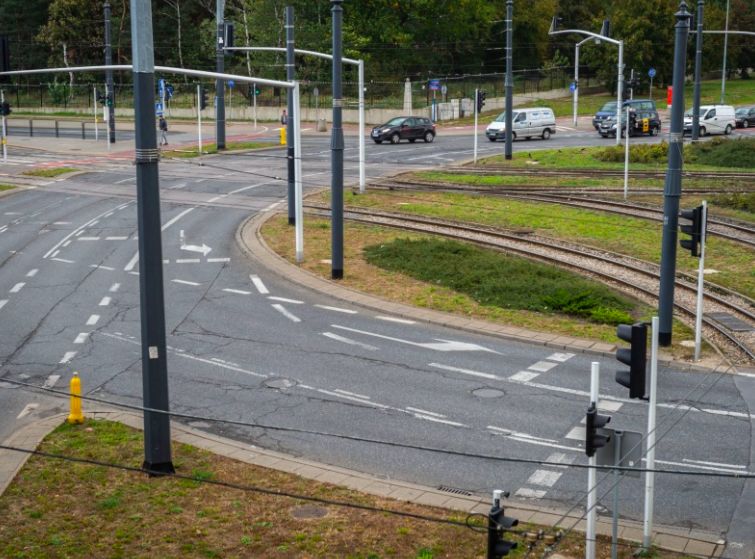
top-left (707, 312), bottom-right (754, 333)
top-left (437, 485), bottom-right (473, 496)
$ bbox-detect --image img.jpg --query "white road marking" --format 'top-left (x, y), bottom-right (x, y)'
top-left (78, 236), bottom-right (101, 241)
top-left (322, 332), bottom-right (378, 351)
top-left (86, 314), bottom-right (100, 326)
top-left (173, 279), bottom-right (201, 286)
top-left (62, 241), bottom-right (71, 247)
top-left (53, 221), bottom-right (71, 225)
top-left (0, 300), bottom-right (7, 311)
top-left (176, 258), bottom-right (201, 264)
top-left (105, 236), bottom-right (129, 241)
top-left (333, 325), bottom-right (498, 353)
top-left (99, 297), bottom-right (112, 306)
top-left (314, 387), bottom-right (389, 408)
top-left (223, 288), bottom-right (251, 295)
top-left (250, 275), bottom-right (269, 294)
top-left (545, 452), bottom-right (575, 468)
top-left (649, 457), bottom-right (751, 475)
top-left (115, 177), bottom-right (135, 184)
top-left (528, 361), bottom-right (558, 373)
top-left (268, 296), bottom-right (304, 304)
top-left (109, 283), bottom-right (121, 293)
top-left (315, 304), bottom-right (357, 314)
top-left (412, 413), bottom-right (466, 427)
top-left (682, 458), bottom-right (746, 469)
top-left (515, 488), bottom-right (547, 499)
top-left (59, 351), bottom-right (77, 364)
top-left (565, 426), bottom-right (586, 440)
top-left (526, 469), bottom-right (562, 488)
top-left (73, 333), bottom-right (89, 344)
top-left (43, 375), bottom-right (60, 389)
top-left (9, 283), bottom-right (25, 293)
top-left (509, 371), bottom-right (540, 382)
top-left (16, 403), bottom-right (39, 419)
top-left (376, 316), bottom-right (416, 325)
top-left (44, 201), bottom-right (132, 259)
top-left (51, 250), bottom-right (60, 258)
top-left (90, 265), bottom-right (115, 271)
top-left (51, 258), bottom-right (75, 264)
top-left (547, 352), bottom-right (575, 362)
top-left (206, 257), bottom-right (230, 263)
top-left (272, 304), bottom-right (301, 323)
top-left (333, 389), bottom-right (371, 400)
top-left (124, 207), bottom-right (195, 272)
top-left (406, 407), bottom-right (445, 418)
top-left (26, 269), bottom-right (39, 278)
top-left (124, 252), bottom-right (140, 272)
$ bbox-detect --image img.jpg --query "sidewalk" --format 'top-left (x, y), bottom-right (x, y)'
top-left (0, 409), bottom-right (726, 557)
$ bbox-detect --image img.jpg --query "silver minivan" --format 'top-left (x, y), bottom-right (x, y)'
top-left (683, 105), bottom-right (736, 136)
top-left (486, 107), bottom-right (556, 141)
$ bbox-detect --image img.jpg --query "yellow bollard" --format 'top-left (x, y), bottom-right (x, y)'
top-left (280, 126), bottom-right (287, 146)
top-left (67, 372), bottom-right (84, 424)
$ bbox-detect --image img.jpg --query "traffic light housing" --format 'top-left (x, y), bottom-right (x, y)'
top-left (550, 16), bottom-right (563, 32)
top-left (487, 497), bottom-right (518, 558)
top-left (0, 35), bottom-right (10, 73)
top-left (615, 322), bottom-right (648, 399)
top-left (224, 21), bottom-right (234, 51)
top-left (585, 403), bottom-right (611, 458)
top-left (477, 90), bottom-right (487, 114)
top-left (0, 101), bottom-right (10, 117)
top-left (200, 87), bottom-right (208, 110)
top-left (106, 92), bottom-right (114, 107)
top-left (679, 205), bottom-right (704, 257)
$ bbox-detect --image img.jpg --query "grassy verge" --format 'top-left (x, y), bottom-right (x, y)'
top-left (0, 419), bottom-right (693, 559)
top-left (160, 141), bottom-right (278, 158)
top-left (334, 190), bottom-right (754, 302)
top-left (0, 184), bottom-right (16, 192)
top-left (21, 167), bottom-right (80, 178)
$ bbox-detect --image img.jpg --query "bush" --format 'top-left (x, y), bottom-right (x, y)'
top-left (595, 142), bottom-right (668, 163)
top-left (686, 136), bottom-right (755, 168)
top-left (712, 192), bottom-right (755, 213)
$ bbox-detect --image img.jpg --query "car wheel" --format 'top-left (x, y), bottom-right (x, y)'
top-left (488, 137), bottom-right (497, 142)
top-left (724, 124), bottom-right (732, 135)
top-left (542, 129), bottom-right (551, 140)
top-left (390, 133), bottom-right (400, 144)
top-left (650, 126), bottom-right (658, 136)
top-left (408, 138), bottom-right (416, 143)
top-left (511, 132), bottom-right (517, 140)
top-left (699, 126), bottom-right (706, 137)
top-left (744, 120), bottom-right (750, 128)
top-left (373, 140), bottom-right (382, 144)
top-left (423, 131), bottom-right (435, 143)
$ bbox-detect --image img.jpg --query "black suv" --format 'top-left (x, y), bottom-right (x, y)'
top-left (596, 99), bottom-right (661, 138)
top-left (371, 116), bottom-right (436, 144)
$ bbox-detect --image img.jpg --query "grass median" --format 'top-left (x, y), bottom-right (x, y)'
top-left (160, 141), bottom-right (278, 158)
top-left (21, 167), bottom-right (80, 178)
top-left (0, 184), bottom-right (16, 192)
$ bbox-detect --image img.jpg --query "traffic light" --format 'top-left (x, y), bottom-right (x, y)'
top-left (600, 19), bottom-right (611, 38)
top-left (550, 16), bottom-right (563, 32)
top-left (106, 92), bottom-right (114, 108)
top-left (0, 101), bottom-right (11, 117)
top-left (0, 35), bottom-right (10, 73)
top-left (487, 493), bottom-right (518, 558)
top-left (477, 90), bottom-right (487, 113)
top-left (200, 87), bottom-right (208, 111)
top-left (585, 403), bottom-right (611, 458)
top-left (679, 205), bottom-right (704, 257)
top-left (615, 322), bottom-right (648, 399)
top-left (224, 21), bottom-right (234, 50)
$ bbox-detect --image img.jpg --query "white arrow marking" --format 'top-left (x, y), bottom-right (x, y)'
top-left (179, 229), bottom-right (212, 256)
top-left (331, 325), bottom-right (498, 353)
top-left (17, 403), bottom-right (39, 419)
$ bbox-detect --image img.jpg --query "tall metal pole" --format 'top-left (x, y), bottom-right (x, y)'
top-left (692, 0), bottom-right (704, 141)
top-left (473, 88), bottom-right (479, 164)
top-left (331, 0), bottom-right (344, 279)
top-left (1, 89), bottom-right (7, 163)
top-left (104, 1), bottom-right (116, 144)
top-left (216, 0), bottom-right (226, 150)
top-left (694, 202), bottom-right (707, 361)
top-left (293, 81), bottom-right (304, 263)
top-left (721, 0), bottom-right (730, 103)
top-left (573, 42), bottom-right (580, 127)
top-left (586, 362), bottom-right (600, 559)
top-left (615, 41), bottom-right (624, 146)
top-left (197, 84), bottom-right (203, 154)
top-left (358, 59), bottom-right (366, 193)
top-left (658, 1), bottom-right (692, 346)
top-left (504, 0), bottom-right (513, 160)
top-left (285, 5), bottom-right (296, 225)
top-left (130, 0), bottom-right (174, 474)
top-left (642, 316), bottom-right (660, 549)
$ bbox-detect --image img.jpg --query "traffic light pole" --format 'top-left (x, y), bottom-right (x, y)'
top-left (104, 1), bottom-right (116, 144)
top-left (504, 0), bottom-right (513, 160)
top-left (658, 3), bottom-right (692, 346)
top-left (331, 0), bottom-right (344, 280)
top-left (586, 361), bottom-right (600, 559)
top-left (93, 85), bottom-right (99, 142)
top-left (692, 0), bottom-right (704, 141)
top-left (694, 201), bottom-right (707, 361)
top-left (197, 84), bottom-right (203, 154)
top-left (215, 0), bottom-right (226, 150)
top-left (286, 5), bottom-right (296, 226)
top-left (130, 0), bottom-right (174, 475)
top-left (623, 103), bottom-right (630, 199)
top-left (642, 316), bottom-right (660, 550)
top-left (1, 89), bottom-right (7, 163)
top-left (473, 88), bottom-right (479, 164)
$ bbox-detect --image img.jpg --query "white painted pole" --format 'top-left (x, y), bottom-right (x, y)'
top-left (293, 81), bottom-right (304, 263)
top-left (358, 59), bottom-right (366, 194)
top-left (616, 41), bottom-right (624, 147)
top-left (93, 85), bottom-right (99, 142)
top-left (1, 89), bottom-right (7, 163)
top-left (721, 0), bottom-right (730, 103)
top-left (586, 361), bottom-right (600, 559)
top-left (623, 103), bottom-right (630, 200)
top-left (253, 82), bottom-right (257, 129)
top-left (694, 202), bottom-right (707, 361)
top-left (573, 44), bottom-right (580, 127)
top-left (197, 84), bottom-right (203, 155)
top-left (642, 316), bottom-right (659, 550)
top-left (473, 88), bottom-right (479, 164)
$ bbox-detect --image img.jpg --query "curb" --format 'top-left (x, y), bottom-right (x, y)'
top-left (0, 410), bottom-right (725, 556)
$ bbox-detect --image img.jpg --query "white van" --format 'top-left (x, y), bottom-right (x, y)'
top-left (683, 105), bottom-right (736, 136)
top-left (486, 107), bottom-right (556, 141)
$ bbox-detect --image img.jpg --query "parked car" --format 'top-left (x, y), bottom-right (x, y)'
top-left (371, 116), bottom-right (436, 144)
top-left (592, 101), bottom-right (617, 130)
top-left (683, 105), bottom-right (735, 136)
top-left (735, 106), bottom-right (755, 128)
top-left (597, 99), bottom-right (661, 138)
top-left (485, 107), bottom-right (556, 141)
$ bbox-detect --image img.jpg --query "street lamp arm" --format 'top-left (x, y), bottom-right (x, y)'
top-left (549, 28), bottom-right (621, 46)
top-left (225, 46), bottom-right (361, 66)
top-left (703, 30), bottom-right (755, 37)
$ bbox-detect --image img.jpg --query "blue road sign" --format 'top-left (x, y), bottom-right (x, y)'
top-left (428, 79), bottom-right (441, 91)
top-left (166, 84), bottom-right (174, 99)
top-left (648, 68), bottom-right (656, 78)
top-left (155, 102), bottom-right (163, 116)
top-left (228, 79), bottom-right (235, 89)
top-left (570, 82), bottom-right (577, 92)
top-left (158, 78), bottom-right (165, 94)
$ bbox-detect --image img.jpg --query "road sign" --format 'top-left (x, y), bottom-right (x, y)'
top-left (155, 102), bottom-right (163, 116)
top-left (313, 87), bottom-right (319, 97)
top-left (428, 79), bottom-right (441, 91)
top-left (166, 84), bottom-right (174, 99)
top-left (570, 82), bottom-right (577, 92)
top-left (228, 79), bottom-right (235, 89)
top-left (648, 68), bottom-right (656, 78)
top-left (158, 78), bottom-right (165, 94)
top-left (441, 85), bottom-right (448, 95)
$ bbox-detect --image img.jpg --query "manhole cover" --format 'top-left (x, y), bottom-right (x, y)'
top-left (472, 388), bottom-right (504, 398)
top-left (265, 378), bottom-right (295, 390)
top-left (291, 505), bottom-right (328, 519)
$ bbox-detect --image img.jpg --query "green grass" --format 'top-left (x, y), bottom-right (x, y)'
top-left (161, 140), bottom-right (278, 158)
top-left (0, 184), bottom-right (16, 192)
top-left (22, 167), bottom-right (80, 177)
top-left (365, 238), bottom-right (635, 325)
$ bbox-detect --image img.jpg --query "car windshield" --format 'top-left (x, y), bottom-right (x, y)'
top-left (684, 109), bottom-right (694, 117)
top-left (599, 102), bottom-right (617, 113)
top-left (494, 111), bottom-right (518, 122)
top-left (383, 117), bottom-right (406, 127)
top-left (736, 108), bottom-right (747, 116)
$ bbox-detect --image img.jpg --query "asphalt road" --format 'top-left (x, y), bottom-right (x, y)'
top-left (1, 126), bottom-right (754, 545)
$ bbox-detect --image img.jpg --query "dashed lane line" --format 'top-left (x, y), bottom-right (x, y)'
top-left (315, 304), bottom-right (357, 314)
top-left (272, 303), bottom-right (301, 323)
top-left (9, 283), bottom-right (25, 293)
top-left (73, 333), bottom-right (90, 344)
top-left (99, 297), bottom-right (112, 306)
top-left (59, 351), bottom-right (77, 364)
top-left (376, 316), bottom-right (416, 325)
top-left (173, 279), bottom-right (202, 287)
top-left (322, 332), bottom-right (378, 351)
top-left (268, 296), bottom-right (304, 304)
top-left (86, 314), bottom-right (100, 326)
top-left (223, 288), bottom-right (251, 295)
top-left (26, 269), bottom-right (38, 278)
top-left (0, 300), bottom-right (7, 311)
top-left (250, 275), bottom-right (269, 295)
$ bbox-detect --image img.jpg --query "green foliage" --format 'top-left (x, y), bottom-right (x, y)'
top-left (595, 141), bottom-right (668, 163)
top-left (364, 238), bottom-right (634, 325)
top-left (686, 137), bottom-right (755, 169)
top-left (46, 80), bottom-right (70, 105)
top-left (712, 192), bottom-right (755, 214)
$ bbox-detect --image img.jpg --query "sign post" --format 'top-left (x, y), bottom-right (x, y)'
top-left (648, 67), bottom-right (656, 100)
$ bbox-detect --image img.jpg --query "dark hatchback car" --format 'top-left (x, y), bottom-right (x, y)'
top-left (371, 116), bottom-right (436, 144)
top-left (735, 106), bottom-right (755, 128)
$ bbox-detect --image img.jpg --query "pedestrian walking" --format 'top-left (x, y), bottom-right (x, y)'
top-left (280, 109), bottom-right (288, 125)
top-left (159, 116), bottom-right (169, 145)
